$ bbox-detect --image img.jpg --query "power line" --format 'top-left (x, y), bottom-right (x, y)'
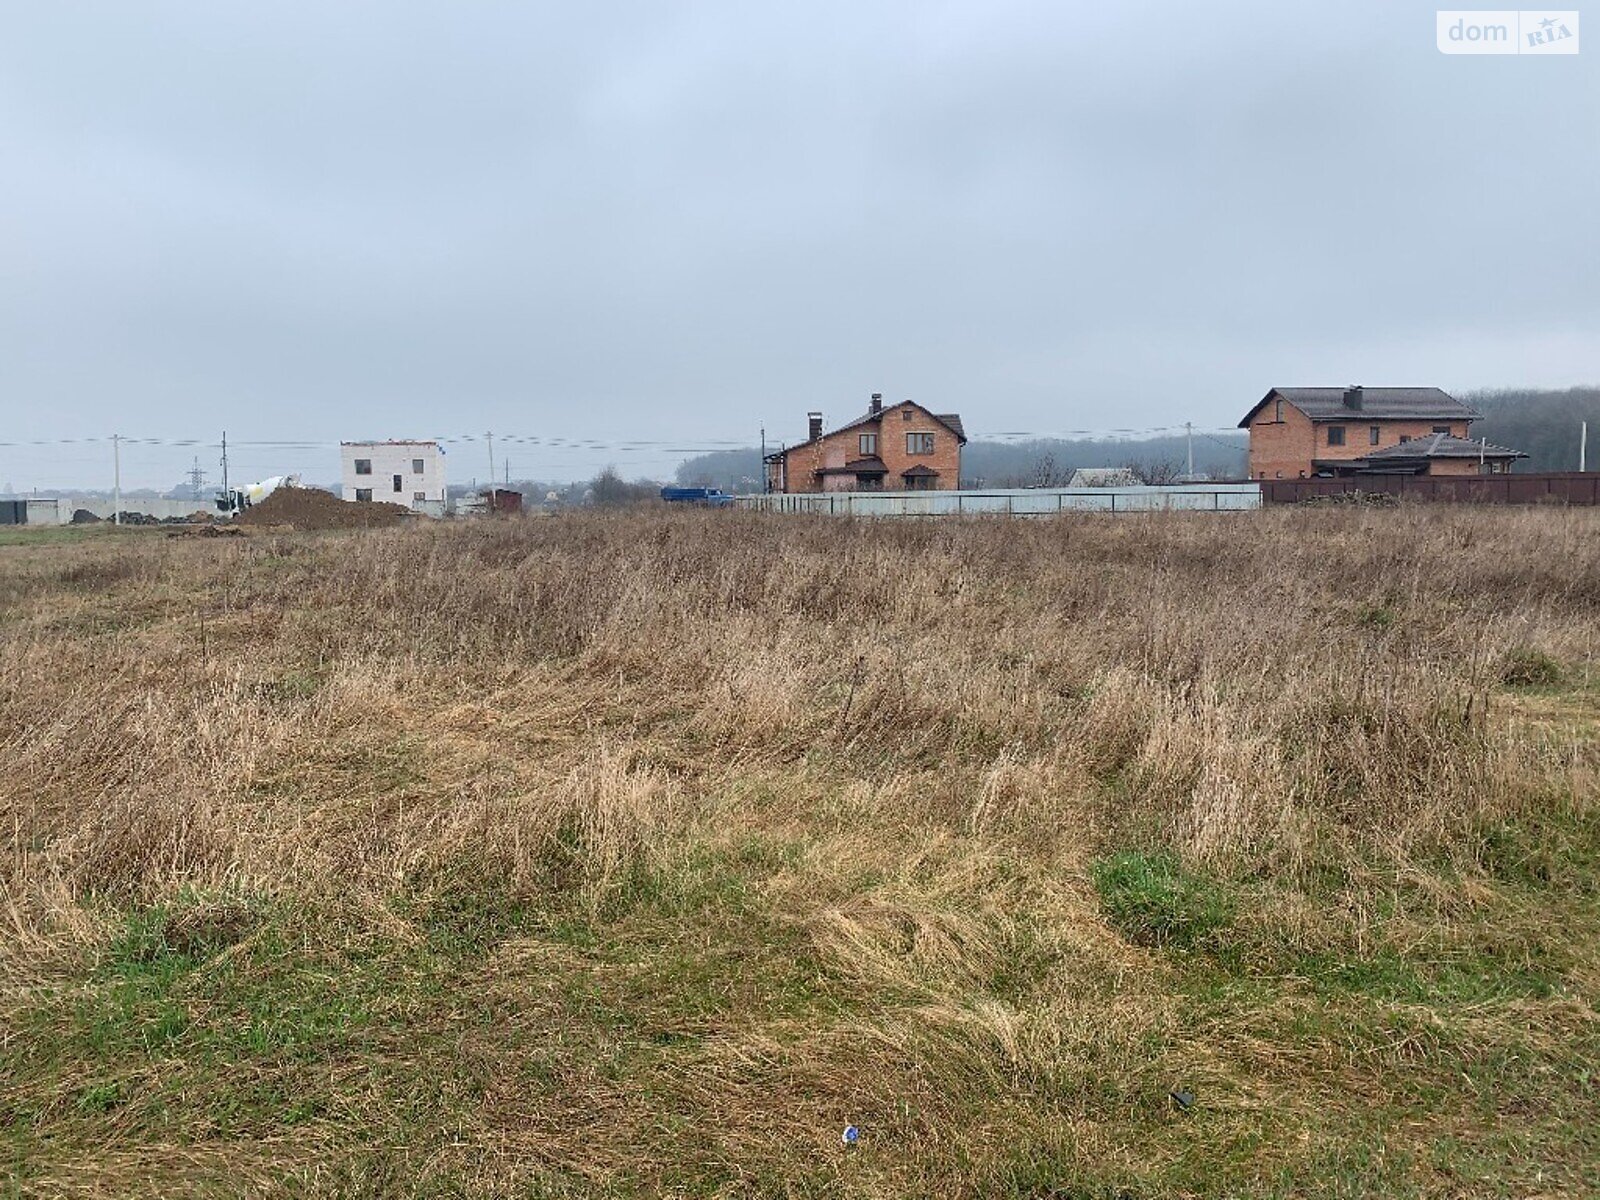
top-left (0, 425), bottom-right (1244, 451)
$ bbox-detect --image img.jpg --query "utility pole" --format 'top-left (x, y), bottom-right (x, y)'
top-left (187, 456), bottom-right (208, 496)
top-left (1185, 422), bottom-right (1194, 479)
top-left (504, 459), bottom-right (510, 487)
top-left (1581, 421), bottom-right (1588, 473)
top-left (760, 425), bottom-right (768, 493)
top-left (111, 434), bottom-right (122, 526)
top-left (486, 432), bottom-right (495, 496)
top-left (220, 430), bottom-right (230, 512)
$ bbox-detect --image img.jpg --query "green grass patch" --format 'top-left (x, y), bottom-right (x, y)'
top-left (1291, 948), bottom-right (1560, 1004)
top-left (1092, 851), bottom-right (1233, 950)
top-left (1498, 645), bottom-right (1563, 688)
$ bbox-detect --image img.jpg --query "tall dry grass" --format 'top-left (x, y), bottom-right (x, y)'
top-left (7, 507), bottom-right (1592, 899)
top-left (1, 504), bottom-right (1597, 1195)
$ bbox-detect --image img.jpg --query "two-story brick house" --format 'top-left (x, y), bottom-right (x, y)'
top-left (1239, 386), bottom-right (1523, 479)
top-left (764, 396), bottom-right (966, 493)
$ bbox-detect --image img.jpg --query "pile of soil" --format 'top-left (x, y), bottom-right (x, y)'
top-left (237, 486), bottom-right (411, 531)
top-left (72, 509), bottom-right (214, 526)
top-left (167, 524), bottom-right (245, 539)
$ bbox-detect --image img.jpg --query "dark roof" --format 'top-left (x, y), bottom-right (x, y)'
top-left (816, 456), bottom-right (888, 475)
top-left (1239, 387), bottom-right (1480, 428)
top-left (901, 464), bottom-right (940, 477)
top-left (1358, 433), bottom-right (1525, 461)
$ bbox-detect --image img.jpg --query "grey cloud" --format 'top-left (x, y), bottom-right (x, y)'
top-left (1, 0), bottom-right (1595, 488)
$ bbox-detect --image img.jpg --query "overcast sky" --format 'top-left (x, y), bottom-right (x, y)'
top-left (2, 0), bottom-right (1595, 489)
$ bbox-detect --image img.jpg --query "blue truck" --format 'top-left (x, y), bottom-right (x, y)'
top-left (659, 486), bottom-right (735, 507)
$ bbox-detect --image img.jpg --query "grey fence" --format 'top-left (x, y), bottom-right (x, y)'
top-left (737, 483), bottom-right (1261, 517)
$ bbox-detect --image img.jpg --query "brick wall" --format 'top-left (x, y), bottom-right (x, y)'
top-left (876, 404), bottom-right (962, 489)
top-left (1247, 399), bottom-right (1472, 479)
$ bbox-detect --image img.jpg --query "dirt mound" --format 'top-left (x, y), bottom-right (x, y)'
top-left (167, 524), bottom-right (245, 539)
top-left (237, 485), bottom-right (411, 531)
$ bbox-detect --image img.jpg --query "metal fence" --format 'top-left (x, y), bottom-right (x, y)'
top-left (737, 483), bottom-right (1262, 517)
top-left (1261, 473), bottom-right (1600, 506)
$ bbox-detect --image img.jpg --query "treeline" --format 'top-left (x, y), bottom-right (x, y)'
top-left (1466, 387), bottom-right (1600, 472)
top-left (674, 434), bottom-right (1247, 493)
top-left (960, 434), bottom-right (1245, 487)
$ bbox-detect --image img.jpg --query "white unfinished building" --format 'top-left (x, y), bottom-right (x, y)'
top-left (340, 440), bottom-right (447, 513)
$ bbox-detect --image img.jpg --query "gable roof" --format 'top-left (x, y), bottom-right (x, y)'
top-left (1357, 433), bottom-right (1525, 462)
top-left (826, 401), bottom-right (968, 444)
top-left (1068, 467), bottom-right (1139, 488)
top-left (763, 401), bottom-right (967, 461)
top-left (1239, 387), bottom-right (1480, 428)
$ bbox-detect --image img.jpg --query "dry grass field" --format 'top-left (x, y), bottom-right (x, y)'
top-left (2, 506), bottom-right (1598, 1198)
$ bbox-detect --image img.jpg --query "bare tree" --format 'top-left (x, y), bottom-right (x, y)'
top-left (1030, 453), bottom-right (1071, 489)
top-left (590, 466), bottom-right (658, 507)
top-left (1123, 459), bottom-right (1182, 486)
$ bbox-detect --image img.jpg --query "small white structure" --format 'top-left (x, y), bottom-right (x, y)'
top-left (340, 441), bottom-right (447, 512)
top-left (1067, 467), bottom-right (1140, 488)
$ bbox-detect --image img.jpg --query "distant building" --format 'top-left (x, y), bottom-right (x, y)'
top-left (1238, 387), bottom-right (1524, 479)
top-left (764, 395), bottom-right (967, 493)
top-left (341, 441), bottom-right (447, 510)
top-left (455, 487), bottom-right (523, 517)
top-left (1068, 467), bottom-right (1139, 488)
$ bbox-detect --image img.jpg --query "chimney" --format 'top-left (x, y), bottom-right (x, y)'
top-left (808, 411), bottom-right (823, 441)
top-left (869, 393), bottom-right (883, 416)
top-left (1343, 384), bottom-right (1364, 410)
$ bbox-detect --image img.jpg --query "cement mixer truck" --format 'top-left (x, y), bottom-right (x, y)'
top-left (216, 474), bottom-right (300, 517)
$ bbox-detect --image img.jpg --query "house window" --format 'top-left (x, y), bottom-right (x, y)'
top-left (906, 473), bottom-right (935, 490)
top-left (354, 458), bottom-right (372, 475)
top-left (859, 433), bottom-right (877, 456)
top-left (1432, 425), bottom-right (1451, 434)
top-left (355, 488), bottom-right (373, 502)
top-left (907, 432), bottom-right (935, 455)
top-left (411, 458), bottom-right (425, 474)
top-left (392, 474), bottom-right (403, 492)
top-left (1369, 426), bottom-right (1381, 446)
top-left (1274, 398), bottom-right (1283, 422)
top-left (1326, 426), bottom-right (1346, 447)
top-left (414, 491), bottom-right (426, 502)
